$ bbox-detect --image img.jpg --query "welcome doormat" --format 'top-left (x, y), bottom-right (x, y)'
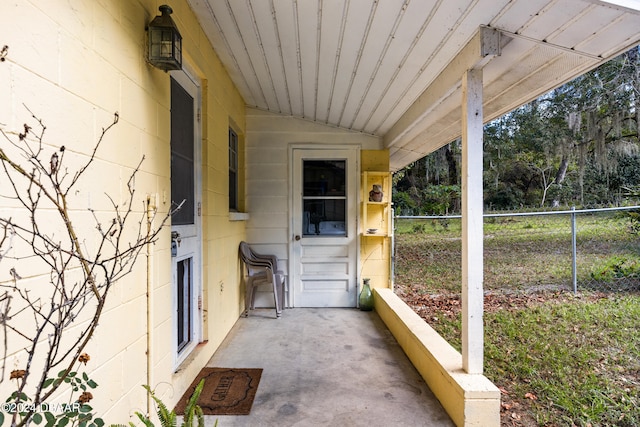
top-left (174, 368), bottom-right (262, 415)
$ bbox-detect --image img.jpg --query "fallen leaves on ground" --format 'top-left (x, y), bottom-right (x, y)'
top-left (395, 283), bottom-right (610, 427)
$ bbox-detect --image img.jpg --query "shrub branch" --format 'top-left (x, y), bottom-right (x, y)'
top-left (0, 109), bottom-right (173, 427)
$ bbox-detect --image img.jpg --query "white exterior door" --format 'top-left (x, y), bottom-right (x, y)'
top-left (291, 148), bottom-right (358, 307)
top-left (170, 70), bottom-right (202, 367)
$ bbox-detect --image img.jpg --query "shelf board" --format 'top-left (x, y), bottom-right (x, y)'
top-left (363, 232), bottom-right (388, 237)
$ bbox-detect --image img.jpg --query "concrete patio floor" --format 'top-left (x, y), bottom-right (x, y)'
top-left (204, 308), bottom-right (455, 426)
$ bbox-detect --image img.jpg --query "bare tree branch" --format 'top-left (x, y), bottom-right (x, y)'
top-left (0, 110), bottom-right (175, 426)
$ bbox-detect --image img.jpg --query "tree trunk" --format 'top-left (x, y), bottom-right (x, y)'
top-left (445, 145), bottom-right (458, 186)
top-left (551, 154), bottom-right (570, 206)
top-left (554, 155), bottom-right (569, 185)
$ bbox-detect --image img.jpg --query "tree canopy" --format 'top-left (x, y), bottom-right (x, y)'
top-left (394, 46), bottom-right (640, 214)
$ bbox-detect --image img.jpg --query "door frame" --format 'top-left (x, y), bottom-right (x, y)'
top-left (170, 66), bottom-right (203, 369)
top-left (288, 144), bottom-right (360, 308)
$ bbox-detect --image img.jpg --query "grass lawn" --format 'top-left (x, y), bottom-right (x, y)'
top-left (394, 215), bottom-right (640, 426)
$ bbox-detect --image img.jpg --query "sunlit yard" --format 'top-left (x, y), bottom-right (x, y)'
top-left (394, 213), bottom-right (640, 425)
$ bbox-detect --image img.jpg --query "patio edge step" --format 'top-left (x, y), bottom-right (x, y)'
top-left (373, 288), bottom-right (500, 427)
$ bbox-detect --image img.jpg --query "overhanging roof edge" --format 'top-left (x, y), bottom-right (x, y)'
top-left (588, 0), bottom-right (640, 13)
top-left (383, 27), bottom-right (503, 150)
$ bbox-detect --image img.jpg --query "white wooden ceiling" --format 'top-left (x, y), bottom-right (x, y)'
top-left (187, 0), bottom-right (640, 171)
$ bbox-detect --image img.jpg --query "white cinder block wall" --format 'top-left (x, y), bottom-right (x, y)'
top-left (244, 108), bottom-right (382, 307)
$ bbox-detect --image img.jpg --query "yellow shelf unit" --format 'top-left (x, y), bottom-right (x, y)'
top-left (362, 171), bottom-right (391, 237)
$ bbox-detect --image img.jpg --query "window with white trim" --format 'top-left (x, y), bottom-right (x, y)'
top-left (229, 128), bottom-right (238, 211)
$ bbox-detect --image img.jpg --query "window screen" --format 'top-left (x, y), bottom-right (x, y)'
top-left (302, 160), bottom-right (347, 236)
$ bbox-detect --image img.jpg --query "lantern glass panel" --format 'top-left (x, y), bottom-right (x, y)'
top-left (147, 5), bottom-right (182, 71)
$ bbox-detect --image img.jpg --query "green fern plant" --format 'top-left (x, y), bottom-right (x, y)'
top-left (131, 379), bottom-right (210, 427)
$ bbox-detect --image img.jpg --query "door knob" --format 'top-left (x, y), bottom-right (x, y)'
top-left (294, 235), bottom-right (301, 241)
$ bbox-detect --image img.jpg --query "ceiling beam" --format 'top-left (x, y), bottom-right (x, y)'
top-left (383, 26), bottom-right (508, 151)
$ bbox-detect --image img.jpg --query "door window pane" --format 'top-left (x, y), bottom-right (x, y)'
top-left (303, 160), bottom-right (346, 196)
top-left (302, 160), bottom-right (346, 236)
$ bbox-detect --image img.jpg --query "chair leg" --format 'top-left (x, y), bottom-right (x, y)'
top-left (278, 276), bottom-right (286, 315)
top-left (244, 278), bottom-right (257, 317)
top-left (279, 277), bottom-right (286, 311)
top-left (245, 276), bottom-right (282, 319)
top-left (250, 284), bottom-right (258, 310)
top-left (272, 284), bottom-right (282, 318)
top-left (272, 279), bottom-right (281, 318)
top-left (244, 282), bottom-right (252, 317)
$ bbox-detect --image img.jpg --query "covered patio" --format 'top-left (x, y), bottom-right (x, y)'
top-left (204, 308), bottom-right (455, 426)
top-left (4, 1), bottom-right (640, 425)
top-left (184, 1), bottom-right (640, 425)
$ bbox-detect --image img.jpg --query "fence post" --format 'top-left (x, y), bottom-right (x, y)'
top-left (571, 206), bottom-right (577, 294)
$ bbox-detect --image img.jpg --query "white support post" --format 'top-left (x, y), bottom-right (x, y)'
top-left (461, 68), bottom-right (484, 374)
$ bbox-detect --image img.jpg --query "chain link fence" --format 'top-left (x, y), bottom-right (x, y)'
top-left (394, 206), bottom-right (640, 294)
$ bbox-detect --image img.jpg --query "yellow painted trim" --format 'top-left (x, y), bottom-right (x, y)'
top-left (373, 288), bottom-right (500, 427)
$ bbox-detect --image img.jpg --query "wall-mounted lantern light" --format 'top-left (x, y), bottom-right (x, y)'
top-left (147, 5), bottom-right (182, 71)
